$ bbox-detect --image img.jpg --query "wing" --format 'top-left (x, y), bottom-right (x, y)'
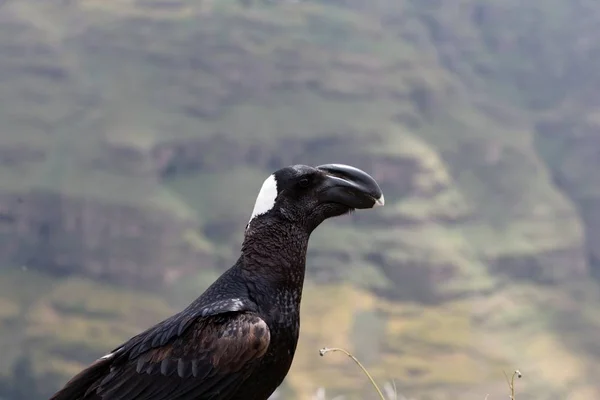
top-left (49, 295), bottom-right (267, 400)
top-left (96, 311), bottom-right (270, 400)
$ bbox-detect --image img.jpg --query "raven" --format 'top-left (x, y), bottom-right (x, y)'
top-left (49, 163), bottom-right (384, 400)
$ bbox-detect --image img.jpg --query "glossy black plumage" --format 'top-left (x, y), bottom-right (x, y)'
top-left (49, 164), bottom-right (383, 400)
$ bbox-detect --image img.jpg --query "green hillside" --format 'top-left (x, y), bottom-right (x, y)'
top-left (1, 0), bottom-right (600, 399)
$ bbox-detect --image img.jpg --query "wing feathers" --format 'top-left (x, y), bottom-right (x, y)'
top-left (91, 312), bottom-right (270, 400)
top-left (50, 295), bottom-right (267, 400)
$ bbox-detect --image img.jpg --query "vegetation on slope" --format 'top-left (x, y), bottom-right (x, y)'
top-left (1, 0), bottom-right (600, 399)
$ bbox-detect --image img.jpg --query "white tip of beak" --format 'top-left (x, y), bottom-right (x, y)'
top-left (374, 194), bottom-right (385, 207)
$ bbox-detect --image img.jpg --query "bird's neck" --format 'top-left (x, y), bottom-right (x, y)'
top-left (240, 219), bottom-right (310, 292)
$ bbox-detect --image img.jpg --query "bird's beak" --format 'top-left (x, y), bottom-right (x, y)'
top-left (316, 164), bottom-right (384, 209)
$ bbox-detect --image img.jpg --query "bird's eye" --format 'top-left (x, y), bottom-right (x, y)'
top-left (298, 178), bottom-right (310, 188)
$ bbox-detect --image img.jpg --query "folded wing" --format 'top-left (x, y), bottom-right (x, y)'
top-left (51, 311), bottom-right (270, 400)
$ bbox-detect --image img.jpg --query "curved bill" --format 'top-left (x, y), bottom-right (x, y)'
top-left (316, 163), bottom-right (384, 209)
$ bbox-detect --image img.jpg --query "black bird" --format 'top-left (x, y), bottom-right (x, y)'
top-left (49, 163), bottom-right (384, 400)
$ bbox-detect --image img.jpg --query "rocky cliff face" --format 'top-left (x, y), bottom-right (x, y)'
top-left (0, 191), bottom-right (208, 286)
top-left (2, 1), bottom-right (600, 399)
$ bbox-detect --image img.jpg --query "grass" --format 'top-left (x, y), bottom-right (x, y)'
top-left (317, 346), bottom-right (523, 400)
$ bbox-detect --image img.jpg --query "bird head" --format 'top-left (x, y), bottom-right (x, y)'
top-left (246, 163), bottom-right (384, 233)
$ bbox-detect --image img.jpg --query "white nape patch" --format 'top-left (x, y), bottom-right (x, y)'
top-left (247, 174), bottom-right (278, 227)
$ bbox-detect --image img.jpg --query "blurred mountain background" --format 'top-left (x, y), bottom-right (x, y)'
top-left (1, 0), bottom-right (600, 399)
